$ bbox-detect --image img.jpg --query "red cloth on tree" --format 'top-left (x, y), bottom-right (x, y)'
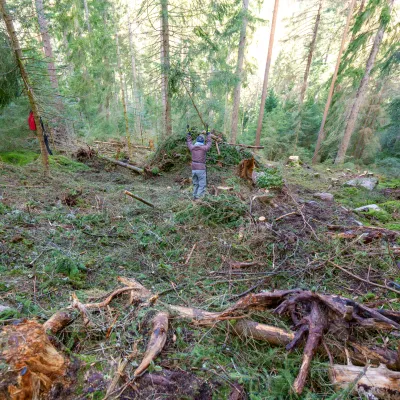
top-left (28, 111), bottom-right (36, 130)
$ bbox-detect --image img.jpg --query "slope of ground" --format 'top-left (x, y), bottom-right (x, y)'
top-left (0, 153), bottom-right (399, 399)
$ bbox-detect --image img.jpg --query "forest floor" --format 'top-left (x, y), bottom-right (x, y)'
top-left (0, 151), bottom-right (399, 399)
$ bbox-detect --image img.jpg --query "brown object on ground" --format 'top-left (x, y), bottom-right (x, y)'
top-left (229, 260), bottom-right (261, 269)
top-left (229, 382), bottom-right (246, 400)
top-left (215, 186), bottom-right (234, 195)
top-left (62, 189), bottom-right (82, 207)
top-left (134, 312), bottom-right (169, 377)
top-left (103, 157), bottom-right (144, 174)
top-left (104, 342), bottom-right (138, 399)
top-left (329, 364), bottom-right (400, 399)
top-left (0, 320), bottom-right (67, 399)
top-left (117, 276), bottom-right (152, 305)
top-left (238, 158), bottom-right (255, 180)
top-left (233, 319), bottom-right (295, 346)
top-left (226, 143), bottom-right (264, 149)
top-left (124, 190), bottom-right (155, 208)
top-left (327, 224), bottom-right (399, 238)
top-left (76, 146), bottom-right (95, 161)
top-left (43, 310), bottom-right (76, 334)
top-left (184, 244), bottom-right (196, 265)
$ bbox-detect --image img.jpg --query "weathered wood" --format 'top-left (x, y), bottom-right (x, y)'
top-left (124, 190), bottom-right (155, 208)
top-left (233, 319), bottom-right (294, 346)
top-left (0, 320), bottom-right (67, 399)
top-left (103, 156), bottom-right (144, 174)
top-left (43, 310), bottom-right (76, 333)
top-left (329, 364), bottom-right (400, 399)
top-left (134, 312), bottom-right (169, 377)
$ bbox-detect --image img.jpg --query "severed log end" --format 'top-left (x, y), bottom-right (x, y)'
top-left (134, 312), bottom-right (169, 377)
top-left (329, 364), bottom-right (400, 399)
top-left (43, 310), bottom-right (76, 334)
top-left (0, 320), bottom-right (67, 399)
top-left (232, 319), bottom-right (295, 347)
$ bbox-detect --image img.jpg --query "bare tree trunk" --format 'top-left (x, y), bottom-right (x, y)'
top-left (161, 0), bottom-right (172, 137)
top-left (254, 0), bottom-right (279, 147)
top-left (312, 0), bottom-right (357, 164)
top-left (230, 0), bottom-right (250, 144)
top-left (128, 15), bottom-right (142, 140)
top-left (0, 0), bottom-right (49, 175)
top-left (335, 0), bottom-right (394, 164)
top-left (293, 0), bottom-right (323, 151)
top-left (82, 0), bottom-right (91, 32)
top-left (35, 0), bottom-right (73, 148)
top-left (116, 34), bottom-right (132, 159)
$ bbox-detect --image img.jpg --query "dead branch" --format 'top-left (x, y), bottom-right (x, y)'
top-left (134, 312), bottom-right (169, 377)
top-left (184, 244), bottom-right (196, 265)
top-left (229, 260), bottom-right (261, 269)
top-left (104, 342), bottom-right (138, 399)
top-left (124, 190), bottom-right (155, 208)
top-left (103, 156), bottom-right (144, 174)
top-left (329, 261), bottom-right (400, 296)
top-left (327, 224), bottom-right (400, 237)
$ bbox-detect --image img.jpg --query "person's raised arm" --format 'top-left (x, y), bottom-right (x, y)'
top-left (186, 125), bottom-right (194, 150)
top-left (204, 130), bottom-right (212, 151)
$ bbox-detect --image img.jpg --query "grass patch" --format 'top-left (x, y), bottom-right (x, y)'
top-left (0, 151), bottom-right (38, 166)
top-left (49, 155), bottom-right (90, 172)
top-left (255, 167), bottom-right (283, 189)
top-left (334, 187), bottom-right (386, 209)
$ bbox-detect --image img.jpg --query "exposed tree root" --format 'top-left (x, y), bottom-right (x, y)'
top-left (134, 312), bottom-right (169, 377)
top-left (9, 279), bottom-right (398, 397)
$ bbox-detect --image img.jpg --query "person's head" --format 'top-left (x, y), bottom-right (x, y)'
top-left (196, 135), bottom-right (205, 144)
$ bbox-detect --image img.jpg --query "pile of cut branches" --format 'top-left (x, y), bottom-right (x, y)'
top-left (2, 277), bottom-right (399, 399)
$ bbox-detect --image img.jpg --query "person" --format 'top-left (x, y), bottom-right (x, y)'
top-left (187, 126), bottom-right (212, 200)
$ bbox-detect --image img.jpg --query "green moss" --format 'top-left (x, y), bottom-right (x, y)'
top-left (0, 151), bottom-right (38, 165)
top-left (49, 155), bottom-right (89, 172)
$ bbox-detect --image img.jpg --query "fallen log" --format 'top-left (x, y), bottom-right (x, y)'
top-left (329, 364), bottom-right (400, 399)
top-left (225, 143), bottom-right (264, 149)
top-left (229, 260), bottom-right (261, 269)
top-left (102, 156), bottom-right (144, 174)
top-left (124, 190), bottom-right (155, 208)
top-left (43, 310), bottom-right (76, 334)
top-left (134, 312), bottom-right (169, 377)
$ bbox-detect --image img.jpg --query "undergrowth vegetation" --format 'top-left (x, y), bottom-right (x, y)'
top-left (0, 156), bottom-right (399, 399)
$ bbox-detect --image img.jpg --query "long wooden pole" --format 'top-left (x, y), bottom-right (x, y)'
top-left (254, 0), bottom-right (279, 147)
top-left (312, 0), bottom-right (356, 164)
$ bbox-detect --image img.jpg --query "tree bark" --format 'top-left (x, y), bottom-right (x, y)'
top-left (293, 0), bottom-right (323, 150)
top-left (128, 14), bottom-right (142, 140)
top-left (161, 0), bottom-right (172, 137)
top-left (335, 0), bottom-right (394, 164)
top-left (254, 0), bottom-right (279, 147)
top-left (0, 0), bottom-right (49, 175)
top-left (116, 34), bottom-right (133, 159)
top-left (230, 0), bottom-right (250, 144)
top-left (312, 0), bottom-right (357, 164)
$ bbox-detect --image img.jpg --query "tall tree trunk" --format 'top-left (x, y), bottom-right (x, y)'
top-left (35, 0), bottom-right (72, 148)
top-left (254, 0), bottom-right (279, 147)
top-left (83, 0), bottom-right (91, 32)
top-left (116, 34), bottom-right (132, 159)
top-left (312, 0), bottom-right (357, 164)
top-left (128, 15), bottom-right (142, 140)
top-left (160, 0), bottom-right (172, 137)
top-left (293, 0), bottom-right (323, 151)
top-left (335, 0), bottom-right (394, 164)
top-left (230, 0), bottom-right (250, 144)
top-left (0, 0), bottom-right (49, 174)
